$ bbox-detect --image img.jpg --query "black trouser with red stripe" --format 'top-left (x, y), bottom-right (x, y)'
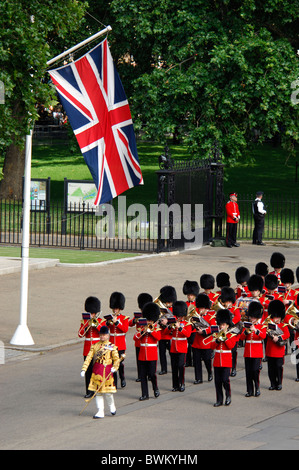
top-left (226, 223), bottom-right (238, 247)
top-left (214, 366), bottom-right (231, 403)
top-left (245, 357), bottom-right (261, 394)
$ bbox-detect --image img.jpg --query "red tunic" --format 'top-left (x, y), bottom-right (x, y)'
top-left (210, 334), bottom-right (238, 368)
top-left (226, 200), bottom-right (240, 224)
top-left (107, 314), bottom-right (129, 351)
top-left (239, 323), bottom-right (267, 358)
top-left (265, 322), bottom-right (290, 357)
top-left (133, 328), bottom-right (162, 361)
top-left (191, 311), bottom-right (217, 350)
top-left (78, 317), bottom-right (105, 356)
top-left (169, 320), bottom-right (192, 353)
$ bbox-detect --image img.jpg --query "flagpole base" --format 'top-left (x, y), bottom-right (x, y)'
top-left (10, 324), bottom-right (35, 346)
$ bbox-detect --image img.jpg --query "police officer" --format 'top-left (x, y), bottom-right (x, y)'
top-left (252, 191), bottom-right (267, 245)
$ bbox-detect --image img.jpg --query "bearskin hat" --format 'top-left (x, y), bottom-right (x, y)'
top-left (235, 267), bottom-right (250, 284)
top-left (270, 252), bottom-right (285, 269)
top-left (183, 280), bottom-right (200, 296)
top-left (196, 293), bottom-right (211, 309)
top-left (247, 301), bottom-right (263, 319)
top-left (173, 300), bottom-right (188, 318)
top-left (264, 273), bottom-right (279, 291)
top-left (220, 286), bottom-right (236, 304)
top-left (200, 274), bottom-right (215, 290)
top-left (137, 293), bottom-right (153, 309)
top-left (280, 268), bottom-right (294, 285)
top-left (268, 299), bottom-right (285, 319)
top-left (109, 291), bottom-right (125, 310)
top-left (99, 325), bottom-right (109, 335)
top-left (216, 309), bottom-right (233, 327)
top-left (159, 285), bottom-right (177, 304)
top-left (84, 296), bottom-right (101, 314)
top-left (248, 274), bottom-right (264, 293)
top-left (296, 266), bottom-right (299, 283)
top-left (216, 272), bottom-right (230, 288)
top-left (255, 262), bottom-right (268, 277)
top-left (142, 302), bottom-right (160, 322)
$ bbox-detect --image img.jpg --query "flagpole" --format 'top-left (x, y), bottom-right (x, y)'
top-left (10, 26), bottom-right (113, 345)
top-left (46, 25), bottom-right (112, 67)
top-left (10, 130), bottom-right (34, 345)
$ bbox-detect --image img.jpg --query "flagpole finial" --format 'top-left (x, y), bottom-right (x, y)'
top-left (47, 26), bottom-right (112, 67)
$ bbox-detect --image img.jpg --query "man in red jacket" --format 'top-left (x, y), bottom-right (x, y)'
top-left (225, 192), bottom-right (240, 248)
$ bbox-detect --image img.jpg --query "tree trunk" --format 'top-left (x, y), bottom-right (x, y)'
top-left (0, 141), bottom-right (25, 199)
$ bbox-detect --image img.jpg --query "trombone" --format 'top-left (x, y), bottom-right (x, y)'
top-left (80, 312), bottom-right (102, 336)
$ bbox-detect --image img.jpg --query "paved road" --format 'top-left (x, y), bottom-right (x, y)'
top-left (1, 242), bottom-right (299, 451)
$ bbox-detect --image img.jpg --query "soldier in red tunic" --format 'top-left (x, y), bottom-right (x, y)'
top-left (210, 309), bottom-right (238, 407)
top-left (157, 285), bottom-right (177, 375)
top-left (225, 192), bottom-right (240, 248)
top-left (106, 292), bottom-right (129, 389)
top-left (240, 302), bottom-right (266, 397)
top-left (183, 280), bottom-right (200, 367)
top-left (78, 296), bottom-right (104, 398)
top-left (192, 293), bottom-right (217, 384)
top-left (265, 300), bottom-right (290, 390)
top-left (129, 293), bottom-right (153, 382)
top-left (169, 301), bottom-right (192, 392)
top-left (133, 302), bottom-right (162, 401)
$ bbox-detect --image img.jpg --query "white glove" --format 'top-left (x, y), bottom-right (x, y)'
top-left (80, 371), bottom-right (85, 377)
top-left (111, 367), bottom-right (116, 373)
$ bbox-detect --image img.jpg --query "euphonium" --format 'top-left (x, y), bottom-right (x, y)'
top-left (154, 296), bottom-right (173, 317)
top-left (210, 298), bottom-right (225, 313)
top-left (188, 312), bottom-right (210, 329)
top-left (286, 302), bottom-right (299, 330)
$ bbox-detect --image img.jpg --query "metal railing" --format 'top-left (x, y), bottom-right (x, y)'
top-left (0, 195), bottom-right (298, 252)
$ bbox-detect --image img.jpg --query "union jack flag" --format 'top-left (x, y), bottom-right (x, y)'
top-left (48, 38), bottom-right (143, 206)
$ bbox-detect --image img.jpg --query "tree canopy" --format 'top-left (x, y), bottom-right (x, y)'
top-left (0, 0), bottom-right (298, 197)
top-left (104, 0), bottom-right (299, 162)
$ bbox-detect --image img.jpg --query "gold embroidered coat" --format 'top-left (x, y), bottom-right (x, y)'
top-left (81, 340), bottom-right (120, 393)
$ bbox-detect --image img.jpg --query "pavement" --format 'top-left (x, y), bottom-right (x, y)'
top-left (1, 241), bottom-right (299, 450)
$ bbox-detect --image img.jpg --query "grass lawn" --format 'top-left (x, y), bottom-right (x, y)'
top-left (0, 246), bottom-right (140, 264)
top-left (32, 140), bottom-right (298, 205)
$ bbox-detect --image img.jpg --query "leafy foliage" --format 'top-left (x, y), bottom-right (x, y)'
top-left (0, 0), bottom-right (87, 151)
top-left (104, 0), bottom-right (299, 161)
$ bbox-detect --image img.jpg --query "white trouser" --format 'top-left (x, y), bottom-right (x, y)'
top-left (94, 393), bottom-right (116, 418)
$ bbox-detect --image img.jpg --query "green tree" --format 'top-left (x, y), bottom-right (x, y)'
top-left (0, 0), bottom-right (87, 198)
top-left (104, 0), bottom-right (299, 162)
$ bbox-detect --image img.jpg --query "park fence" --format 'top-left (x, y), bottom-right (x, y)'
top-left (0, 194), bottom-right (298, 253)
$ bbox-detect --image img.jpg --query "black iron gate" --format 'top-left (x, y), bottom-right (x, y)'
top-left (156, 146), bottom-right (224, 251)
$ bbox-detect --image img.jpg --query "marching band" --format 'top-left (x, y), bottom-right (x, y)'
top-left (78, 251), bottom-right (299, 417)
